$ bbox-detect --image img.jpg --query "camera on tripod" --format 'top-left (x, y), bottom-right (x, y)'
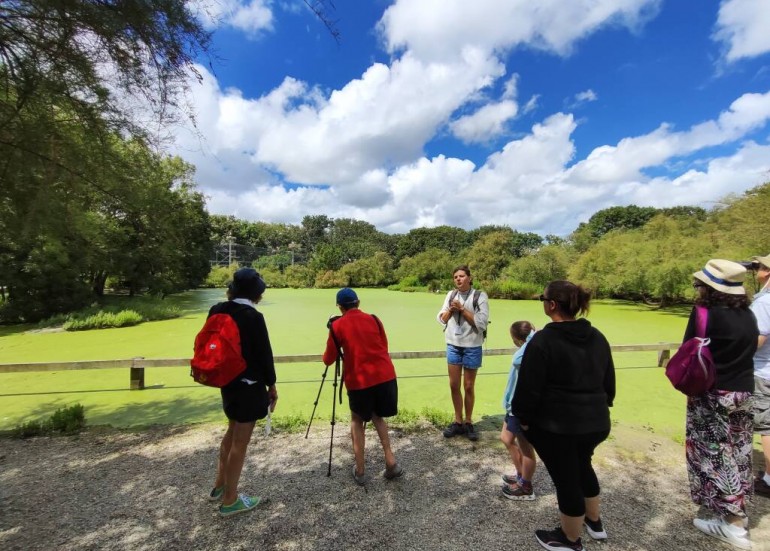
top-left (327, 315), bottom-right (341, 329)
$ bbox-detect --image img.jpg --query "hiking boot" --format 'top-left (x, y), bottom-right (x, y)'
top-left (502, 473), bottom-right (520, 485)
top-left (219, 494), bottom-right (262, 517)
top-left (352, 465), bottom-right (366, 486)
top-left (534, 526), bottom-right (585, 551)
top-left (208, 485), bottom-right (224, 502)
top-left (755, 476), bottom-right (770, 498)
top-left (584, 517), bottom-right (607, 541)
top-left (464, 423), bottom-right (479, 441)
top-left (384, 463), bottom-right (404, 480)
top-left (502, 481), bottom-right (535, 501)
top-left (693, 517), bottom-right (751, 550)
top-left (443, 422), bottom-right (465, 438)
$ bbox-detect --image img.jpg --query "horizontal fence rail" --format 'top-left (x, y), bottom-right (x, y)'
top-left (0, 343), bottom-right (679, 390)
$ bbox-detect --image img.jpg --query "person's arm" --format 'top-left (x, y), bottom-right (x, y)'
top-left (437, 293), bottom-right (453, 325)
top-left (604, 342), bottom-right (616, 407)
top-left (322, 325), bottom-right (339, 366)
top-left (254, 313), bottom-right (276, 386)
top-left (511, 339), bottom-right (547, 427)
top-left (465, 292), bottom-right (489, 330)
top-left (759, 335), bottom-right (768, 349)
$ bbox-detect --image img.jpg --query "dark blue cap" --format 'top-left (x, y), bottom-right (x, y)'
top-left (336, 287), bottom-right (358, 306)
top-left (232, 268), bottom-right (266, 299)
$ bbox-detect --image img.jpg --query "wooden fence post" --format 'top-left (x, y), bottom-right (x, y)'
top-left (657, 348), bottom-right (671, 368)
top-left (130, 357), bottom-right (146, 390)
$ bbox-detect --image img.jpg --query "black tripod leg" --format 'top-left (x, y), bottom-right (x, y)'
top-left (305, 363), bottom-right (330, 439)
top-left (327, 358), bottom-right (340, 477)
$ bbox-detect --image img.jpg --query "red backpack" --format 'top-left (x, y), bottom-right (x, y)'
top-left (191, 313), bottom-right (246, 387)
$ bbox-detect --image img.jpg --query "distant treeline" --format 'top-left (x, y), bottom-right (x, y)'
top-left (205, 182), bottom-right (770, 307)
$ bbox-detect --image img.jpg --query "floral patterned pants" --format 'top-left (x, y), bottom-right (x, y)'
top-left (686, 390), bottom-right (754, 519)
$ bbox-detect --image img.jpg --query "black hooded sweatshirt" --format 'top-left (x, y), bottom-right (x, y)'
top-left (512, 318), bottom-right (615, 435)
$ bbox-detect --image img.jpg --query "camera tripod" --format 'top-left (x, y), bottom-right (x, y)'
top-left (305, 321), bottom-right (345, 477)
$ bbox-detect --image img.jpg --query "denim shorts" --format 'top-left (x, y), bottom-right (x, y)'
top-left (446, 344), bottom-right (482, 369)
top-left (505, 413), bottom-right (523, 435)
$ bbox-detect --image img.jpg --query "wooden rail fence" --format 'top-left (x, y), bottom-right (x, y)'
top-left (0, 343), bottom-right (679, 390)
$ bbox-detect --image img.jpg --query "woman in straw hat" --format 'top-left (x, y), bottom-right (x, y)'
top-left (686, 259), bottom-right (758, 549)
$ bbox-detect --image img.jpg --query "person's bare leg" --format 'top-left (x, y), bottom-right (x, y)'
top-left (371, 414), bottom-right (396, 469)
top-left (584, 495), bottom-right (600, 523)
top-left (462, 368), bottom-right (478, 423)
top-left (763, 434), bottom-right (770, 477)
top-left (222, 420), bottom-right (256, 505)
top-left (517, 434), bottom-right (537, 482)
top-left (560, 513), bottom-right (585, 543)
top-left (500, 425), bottom-right (522, 474)
top-left (447, 364), bottom-right (463, 423)
top-left (351, 412), bottom-right (366, 476)
top-left (214, 422), bottom-right (234, 489)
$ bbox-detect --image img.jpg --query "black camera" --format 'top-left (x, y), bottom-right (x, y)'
top-left (738, 261), bottom-right (760, 271)
top-left (327, 315), bottom-right (341, 329)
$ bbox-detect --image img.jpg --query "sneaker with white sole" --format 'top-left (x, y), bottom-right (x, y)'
top-left (352, 465), bottom-right (366, 486)
top-left (584, 517), bottom-right (607, 541)
top-left (219, 494), bottom-right (262, 517)
top-left (502, 481), bottom-right (535, 501)
top-left (208, 485), bottom-right (224, 502)
top-left (534, 526), bottom-right (585, 551)
top-left (693, 517), bottom-right (751, 550)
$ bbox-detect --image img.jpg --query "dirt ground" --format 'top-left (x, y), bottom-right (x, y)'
top-left (1, 423), bottom-right (769, 551)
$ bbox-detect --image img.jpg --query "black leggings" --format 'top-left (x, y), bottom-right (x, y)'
top-left (524, 426), bottom-right (610, 517)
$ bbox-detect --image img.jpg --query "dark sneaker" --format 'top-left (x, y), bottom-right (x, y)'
top-left (383, 463), bottom-right (404, 480)
top-left (465, 423), bottom-right (479, 441)
top-left (502, 481), bottom-right (535, 501)
top-left (535, 526), bottom-right (585, 551)
top-left (584, 517), bottom-right (607, 540)
top-left (352, 465), bottom-right (366, 486)
top-left (443, 422), bottom-right (465, 438)
top-left (502, 473), bottom-right (519, 485)
top-left (756, 476), bottom-right (770, 498)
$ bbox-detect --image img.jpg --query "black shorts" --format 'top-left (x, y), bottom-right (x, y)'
top-left (221, 380), bottom-right (269, 423)
top-left (347, 379), bottom-right (398, 422)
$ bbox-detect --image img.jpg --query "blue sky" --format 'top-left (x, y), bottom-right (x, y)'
top-left (174, 0), bottom-right (770, 235)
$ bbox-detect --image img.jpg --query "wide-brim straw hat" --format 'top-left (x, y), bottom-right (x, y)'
top-left (752, 254), bottom-right (770, 269)
top-left (693, 259), bottom-right (746, 295)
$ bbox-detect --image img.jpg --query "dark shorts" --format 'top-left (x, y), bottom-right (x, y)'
top-left (755, 376), bottom-right (770, 435)
top-left (347, 379), bottom-right (398, 422)
top-left (505, 413), bottom-right (523, 435)
top-left (221, 380), bottom-right (269, 423)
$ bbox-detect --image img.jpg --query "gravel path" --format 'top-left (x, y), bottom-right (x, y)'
top-left (1, 423), bottom-right (769, 551)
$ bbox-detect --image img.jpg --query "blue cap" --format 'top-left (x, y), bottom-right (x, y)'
top-left (336, 287), bottom-right (358, 306)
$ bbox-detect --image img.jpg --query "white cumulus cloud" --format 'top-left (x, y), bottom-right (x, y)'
top-left (713, 0), bottom-right (770, 62)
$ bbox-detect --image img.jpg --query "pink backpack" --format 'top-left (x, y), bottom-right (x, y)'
top-left (665, 306), bottom-right (715, 396)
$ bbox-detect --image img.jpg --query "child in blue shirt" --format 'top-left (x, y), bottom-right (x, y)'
top-left (500, 321), bottom-right (538, 500)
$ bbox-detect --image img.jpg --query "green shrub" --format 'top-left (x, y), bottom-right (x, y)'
top-left (203, 264), bottom-right (239, 288)
top-left (485, 279), bottom-right (541, 300)
top-left (12, 404), bottom-right (86, 438)
top-left (63, 309), bottom-right (143, 330)
top-left (420, 407), bottom-right (453, 429)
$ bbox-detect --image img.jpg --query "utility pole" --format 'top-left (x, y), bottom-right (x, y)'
top-left (227, 234), bottom-right (236, 266)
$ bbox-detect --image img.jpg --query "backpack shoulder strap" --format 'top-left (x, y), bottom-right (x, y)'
top-left (695, 305), bottom-right (708, 338)
top-left (371, 314), bottom-right (384, 336)
top-left (472, 289), bottom-right (480, 311)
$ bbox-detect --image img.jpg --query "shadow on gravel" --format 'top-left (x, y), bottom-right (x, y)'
top-left (1, 424), bottom-right (769, 551)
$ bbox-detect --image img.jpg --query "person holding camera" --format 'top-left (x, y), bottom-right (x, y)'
top-left (208, 268), bottom-right (278, 517)
top-left (751, 254), bottom-right (770, 499)
top-left (437, 265), bottom-right (489, 441)
top-left (323, 288), bottom-right (402, 485)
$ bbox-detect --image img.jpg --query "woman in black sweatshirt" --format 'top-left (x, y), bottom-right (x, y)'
top-left (512, 280), bottom-right (615, 551)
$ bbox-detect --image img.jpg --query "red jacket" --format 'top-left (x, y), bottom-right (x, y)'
top-left (323, 308), bottom-right (396, 391)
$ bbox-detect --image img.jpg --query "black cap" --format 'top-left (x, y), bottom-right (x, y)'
top-left (231, 268), bottom-right (267, 299)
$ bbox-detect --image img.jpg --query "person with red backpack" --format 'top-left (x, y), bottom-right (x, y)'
top-left (205, 268), bottom-right (278, 517)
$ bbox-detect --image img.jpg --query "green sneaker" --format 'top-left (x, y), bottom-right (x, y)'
top-left (219, 494), bottom-right (262, 517)
top-left (208, 486), bottom-right (224, 502)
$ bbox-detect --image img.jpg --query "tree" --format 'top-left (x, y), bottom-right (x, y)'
top-left (395, 226), bottom-right (470, 260)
